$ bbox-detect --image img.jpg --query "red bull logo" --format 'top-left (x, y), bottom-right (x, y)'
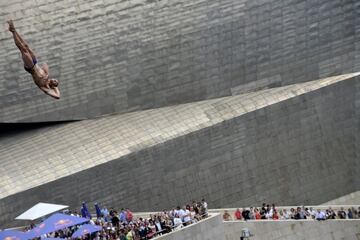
top-left (4, 236), bottom-right (20, 240)
top-left (34, 223), bottom-right (46, 232)
top-left (54, 219), bottom-right (72, 226)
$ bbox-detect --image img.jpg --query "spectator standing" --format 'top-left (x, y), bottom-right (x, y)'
top-left (192, 201), bottom-right (199, 214)
top-left (279, 209), bottom-right (285, 220)
top-left (111, 211), bottom-right (120, 228)
top-left (190, 205), bottom-right (201, 222)
top-left (308, 207), bottom-right (316, 219)
top-left (328, 207), bottom-right (337, 219)
top-left (119, 230), bottom-right (127, 240)
top-left (271, 204), bottom-right (276, 217)
top-left (234, 208), bottom-right (242, 220)
top-left (149, 219), bottom-right (157, 235)
top-left (300, 206), bottom-right (306, 219)
top-left (126, 208), bottom-right (134, 222)
top-left (338, 207), bottom-right (346, 219)
top-left (101, 207), bottom-right (109, 221)
top-left (109, 207), bottom-right (115, 217)
top-left (242, 208), bottom-right (250, 220)
top-left (290, 208), bottom-right (296, 219)
top-left (293, 207), bottom-right (304, 219)
top-left (315, 209), bottom-right (326, 221)
top-left (265, 206), bottom-right (273, 219)
top-left (325, 209), bottom-right (333, 219)
top-left (260, 203), bottom-right (266, 219)
top-left (294, 207), bottom-right (302, 220)
top-left (304, 207), bottom-right (310, 219)
top-left (145, 223), bottom-right (155, 239)
top-left (347, 208), bottom-right (354, 219)
top-left (154, 218), bottom-right (163, 235)
top-left (138, 222), bottom-right (146, 239)
top-left (183, 205), bottom-right (192, 225)
top-left (201, 199), bottom-right (208, 217)
top-left (254, 208), bottom-right (261, 220)
top-left (126, 227), bottom-right (134, 240)
top-left (272, 210), bottom-right (279, 220)
top-left (164, 216), bottom-right (173, 232)
top-left (223, 210), bottom-right (232, 221)
top-left (173, 214), bottom-right (183, 230)
top-left (177, 206), bottom-right (186, 221)
top-left (249, 207), bottom-right (255, 220)
top-left (119, 208), bottom-right (126, 223)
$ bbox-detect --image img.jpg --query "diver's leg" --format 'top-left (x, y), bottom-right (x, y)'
top-left (10, 31), bottom-right (33, 68)
top-left (21, 51), bottom-right (34, 70)
top-left (8, 20), bottom-right (37, 59)
top-left (10, 30), bottom-right (28, 52)
top-left (13, 31), bottom-right (37, 60)
top-left (8, 21), bottom-right (35, 68)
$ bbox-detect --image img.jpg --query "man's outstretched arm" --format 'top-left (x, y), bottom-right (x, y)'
top-left (41, 87), bottom-right (60, 99)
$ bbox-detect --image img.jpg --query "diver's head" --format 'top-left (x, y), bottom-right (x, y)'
top-left (49, 79), bottom-right (59, 88)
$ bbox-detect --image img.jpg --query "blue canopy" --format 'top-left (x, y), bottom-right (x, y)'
top-left (0, 230), bottom-right (29, 240)
top-left (41, 238), bottom-right (65, 240)
top-left (71, 224), bottom-right (102, 238)
top-left (28, 213), bottom-right (89, 237)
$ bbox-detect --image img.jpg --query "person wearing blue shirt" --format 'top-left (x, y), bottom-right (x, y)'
top-left (101, 207), bottom-right (109, 221)
top-left (119, 208), bottom-right (126, 223)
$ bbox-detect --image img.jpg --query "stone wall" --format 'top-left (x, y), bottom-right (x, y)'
top-left (152, 218), bottom-right (360, 240)
top-left (0, 74), bottom-right (359, 227)
top-left (223, 220), bottom-right (360, 240)
top-left (155, 213), bottom-right (223, 240)
top-left (209, 205), bottom-right (360, 222)
top-left (1, 0), bottom-right (360, 122)
top-left (322, 191), bottom-right (360, 205)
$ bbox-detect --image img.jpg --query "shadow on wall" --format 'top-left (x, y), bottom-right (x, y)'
top-left (0, 121), bottom-right (77, 138)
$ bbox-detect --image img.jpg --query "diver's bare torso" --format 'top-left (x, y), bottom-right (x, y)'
top-left (32, 64), bottom-right (49, 88)
top-left (29, 63), bottom-right (60, 99)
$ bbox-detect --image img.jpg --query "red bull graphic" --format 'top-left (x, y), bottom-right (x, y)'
top-left (4, 237), bottom-right (20, 240)
top-left (54, 219), bottom-right (73, 227)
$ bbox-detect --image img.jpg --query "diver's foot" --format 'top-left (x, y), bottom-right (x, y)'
top-left (7, 20), bottom-right (15, 32)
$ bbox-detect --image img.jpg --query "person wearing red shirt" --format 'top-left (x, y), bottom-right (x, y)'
top-left (254, 208), bottom-right (261, 220)
top-left (272, 210), bottom-right (279, 220)
top-left (234, 208), bottom-right (242, 220)
top-left (126, 208), bottom-right (133, 222)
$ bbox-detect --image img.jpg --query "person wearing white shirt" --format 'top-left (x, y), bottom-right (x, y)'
top-left (183, 207), bottom-right (192, 225)
top-left (177, 207), bottom-right (186, 219)
top-left (201, 199), bottom-right (208, 217)
top-left (282, 209), bottom-right (290, 219)
top-left (315, 210), bottom-right (326, 220)
top-left (267, 208), bottom-right (274, 219)
top-left (308, 207), bottom-right (316, 219)
top-left (154, 219), bottom-right (162, 234)
top-left (173, 214), bottom-right (183, 230)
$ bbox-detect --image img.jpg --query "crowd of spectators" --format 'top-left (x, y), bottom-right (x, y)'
top-left (223, 203), bottom-right (360, 221)
top-left (26, 199), bottom-right (209, 240)
top-left (10, 200), bottom-right (360, 239)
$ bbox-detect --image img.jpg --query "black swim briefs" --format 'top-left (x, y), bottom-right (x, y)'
top-left (24, 57), bottom-right (37, 74)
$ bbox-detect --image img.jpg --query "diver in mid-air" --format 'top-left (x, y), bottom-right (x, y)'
top-left (7, 20), bottom-right (60, 99)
